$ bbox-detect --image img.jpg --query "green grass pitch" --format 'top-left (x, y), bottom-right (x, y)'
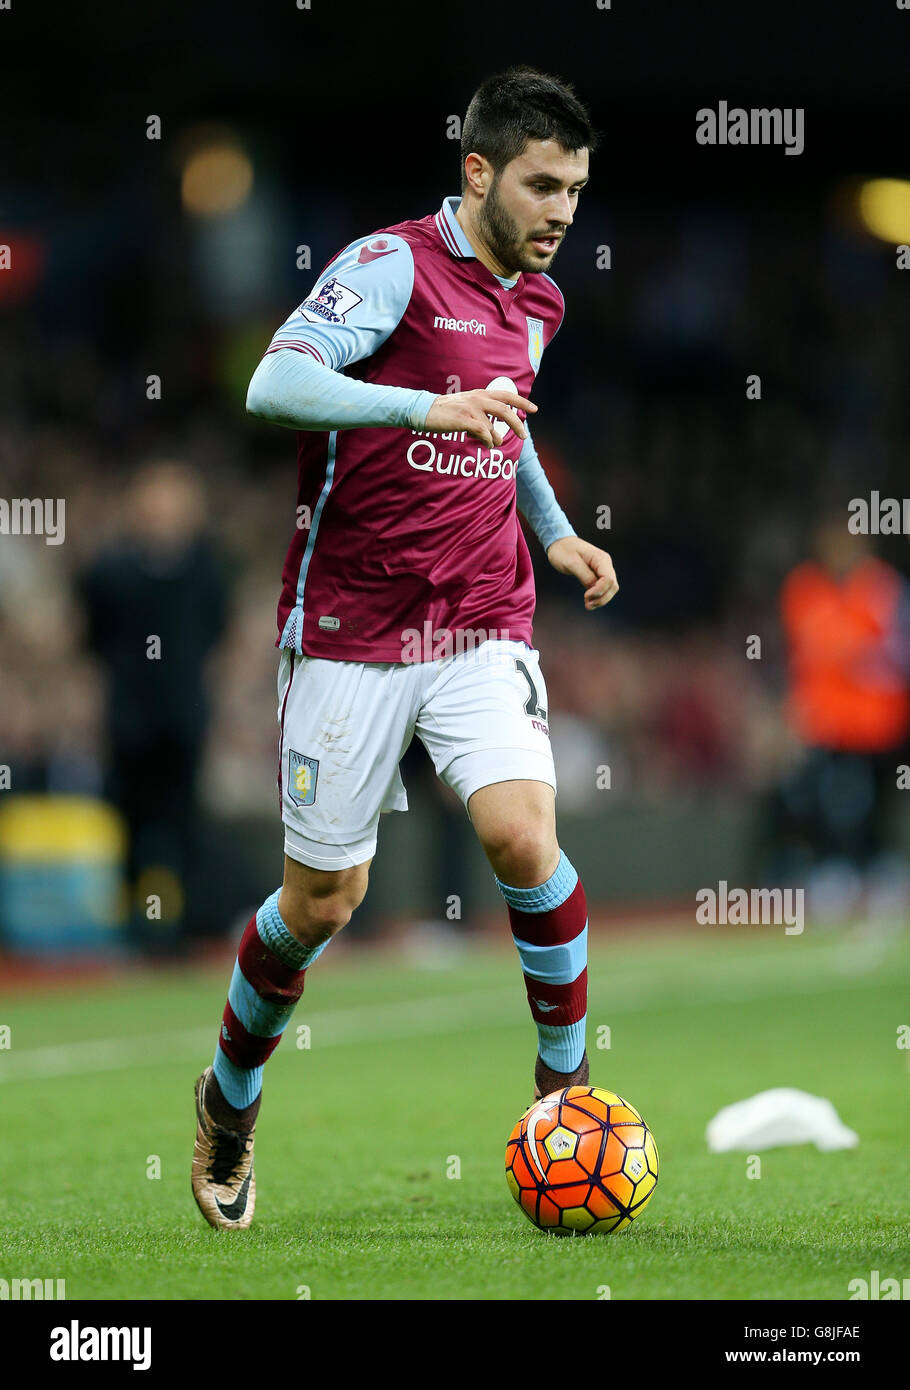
top-left (1, 924), bottom-right (908, 1300)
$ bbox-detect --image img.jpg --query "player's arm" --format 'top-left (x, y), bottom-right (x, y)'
top-left (516, 291), bottom-right (618, 610)
top-left (247, 349), bottom-right (435, 432)
top-left (547, 533), bottom-right (619, 610)
top-left (246, 233), bottom-right (532, 443)
top-left (515, 427), bottom-right (618, 610)
top-left (515, 427), bottom-right (575, 551)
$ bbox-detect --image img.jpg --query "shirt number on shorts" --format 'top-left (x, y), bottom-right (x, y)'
top-left (514, 657), bottom-right (547, 722)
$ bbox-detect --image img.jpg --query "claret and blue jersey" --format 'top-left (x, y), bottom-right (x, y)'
top-left (260, 196), bottom-right (573, 661)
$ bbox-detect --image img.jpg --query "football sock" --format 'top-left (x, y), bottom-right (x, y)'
top-left (496, 850), bottom-right (588, 1074)
top-left (212, 888), bottom-right (330, 1110)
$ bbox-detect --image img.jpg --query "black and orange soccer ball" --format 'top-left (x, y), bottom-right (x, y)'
top-left (505, 1086), bottom-right (659, 1234)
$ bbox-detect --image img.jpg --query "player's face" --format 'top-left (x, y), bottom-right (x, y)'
top-left (479, 139), bottom-right (589, 275)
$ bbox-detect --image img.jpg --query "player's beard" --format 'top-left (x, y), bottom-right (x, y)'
top-left (478, 175), bottom-right (561, 276)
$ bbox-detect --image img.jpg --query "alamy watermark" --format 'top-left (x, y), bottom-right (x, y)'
top-left (0, 498), bottom-right (65, 545)
top-left (50, 1322), bottom-right (151, 1370)
top-left (399, 623), bottom-right (512, 663)
top-left (847, 492), bottom-right (910, 535)
top-left (848, 1270), bottom-right (909, 1300)
top-left (696, 101), bottom-right (804, 156)
top-left (0, 1276), bottom-right (66, 1300)
top-left (696, 881), bottom-right (804, 934)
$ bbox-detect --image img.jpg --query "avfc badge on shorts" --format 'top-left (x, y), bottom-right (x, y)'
top-left (288, 749), bottom-right (319, 807)
top-left (526, 316), bottom-right (544, 373)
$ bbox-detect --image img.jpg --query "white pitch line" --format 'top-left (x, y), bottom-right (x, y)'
top-left (0, 946), bottom-right (905, 1084)
top-left (0, 988), bottom-right (520, 1083)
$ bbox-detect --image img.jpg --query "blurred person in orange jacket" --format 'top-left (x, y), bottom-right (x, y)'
top-left (773, 514), bottom-right (910, 921)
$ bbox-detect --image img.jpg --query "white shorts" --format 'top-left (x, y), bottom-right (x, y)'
top-left (276, 639), bottom-right (556, 869)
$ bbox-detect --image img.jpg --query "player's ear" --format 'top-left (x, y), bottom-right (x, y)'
top-left (463, 152), bottom-right (488, 198)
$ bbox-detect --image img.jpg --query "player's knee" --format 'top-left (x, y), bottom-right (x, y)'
top-left (487, 821), bottom-right (559, 887)
top-left (278, 865), bottom-right (369, 945)
top-left (279, 890), bottom-right (352, 946)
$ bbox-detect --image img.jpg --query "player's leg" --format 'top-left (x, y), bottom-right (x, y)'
top-left (193, 651), bottom-right (416, 1229)
top-left (467, 778), bottom-right (590, 1100)
top-left (192, 852), bottom-right (371, 1231)
top-left (206, 853), bottom-right (371, 1126)
top-left (415, 640), bottom-right (590, 1101)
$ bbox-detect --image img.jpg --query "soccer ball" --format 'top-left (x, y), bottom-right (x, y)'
top-left (505, 1085), bottom-right (659, 1234)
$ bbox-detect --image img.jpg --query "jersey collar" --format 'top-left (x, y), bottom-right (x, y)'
top-left (435, 196), bottom-right (476, 258)
top-left (435, 195), bottom-right (521, 291)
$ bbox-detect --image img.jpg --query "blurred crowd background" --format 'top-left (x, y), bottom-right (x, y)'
top-left (1, 1), bottom-right (909, 953)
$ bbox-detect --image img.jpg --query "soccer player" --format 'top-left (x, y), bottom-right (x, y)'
top-left (192, 66), bottom-right (618, 1230)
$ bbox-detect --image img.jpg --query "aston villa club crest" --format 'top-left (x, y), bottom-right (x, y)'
top-left (287, 749), bottom-right (319, 806)
top-left (299, 276), bottom-right (363, 325)
top-left (526, 316), bottom-right (544, 372)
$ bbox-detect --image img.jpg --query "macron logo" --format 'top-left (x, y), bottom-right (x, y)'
top-left (434, 316), bottom-right (487, 336)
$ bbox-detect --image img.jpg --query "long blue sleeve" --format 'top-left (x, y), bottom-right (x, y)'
top-left (246, 349), bottom-right (436, 431)
top-left (516, 429), bottom-right (576, 552)
top-left (248, 227), bottom-right (436, 429)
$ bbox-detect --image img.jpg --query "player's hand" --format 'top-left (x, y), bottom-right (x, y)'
top-left (425, 389), bottom-right (537, 447)
top-left (546, 536), bottom-right (619, 610)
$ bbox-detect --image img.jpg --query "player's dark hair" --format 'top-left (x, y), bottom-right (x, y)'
top-left (461, 67), bottom-right (597, 190)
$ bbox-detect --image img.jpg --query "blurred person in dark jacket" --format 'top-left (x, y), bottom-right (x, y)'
top-left (78, 460), bottom-right (230, 945)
